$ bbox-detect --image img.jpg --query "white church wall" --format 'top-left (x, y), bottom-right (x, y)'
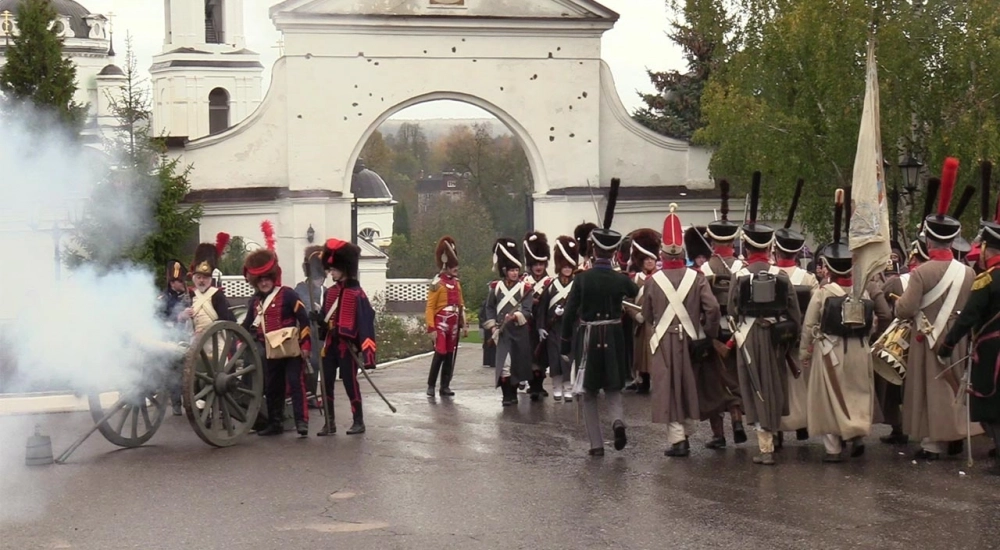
top-left (151, 66), bottom-right (263, 139)
top-left (357, 202), bottom-right (394, 247)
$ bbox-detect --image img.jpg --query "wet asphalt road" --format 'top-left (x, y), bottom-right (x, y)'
top-left (2, 347), bottom-right (1000, 550)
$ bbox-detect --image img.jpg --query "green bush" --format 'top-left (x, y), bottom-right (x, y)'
top-left (372, 295), bottom-right (433, 362)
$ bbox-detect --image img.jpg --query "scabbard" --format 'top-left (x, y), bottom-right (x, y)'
top-left (822, 351), bottom-right (852, 420)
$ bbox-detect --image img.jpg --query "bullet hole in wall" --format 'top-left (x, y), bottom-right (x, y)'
top-left (367, 58), bottom-right (372, 63)
top-left (423, 50), bottom-right (428, 54)
top-left (452, 47), bottom-right (457, 53)
top-left (354, 84), bottom-right (358, 88)
top-left (369, 93), bottom-right (373, 97)
top-left (569, 133), bottom-right (575, 138)
top-left (548, 52), bottom-right (553, 58)
top-left (530, 74), bottom-right (538, 80)
top-left (305, 53), bottom-right (312, 59)
top-left (357, 51), bottom-right (364, 56)
top-left (352, 103), bottom-right (358, 107)
top-left (549, 136), bottom-right (555, 142)
top-left (297, 114), bottom-right (302, 119)
top-left (374, 61), bottom-right (380, 65)
top-left (550, 127), bottom-right (555, 131)
top-left (557, 47), bottom-right (562, 51)
top-left (500, 86), bottom-right (504, 91)
top-left (582, 91), bottom-right (588, 98)
top-left (358, 113), bottom-right (363, 116)
top-left (462, 38), bottom-right (466, 42)
top-left (344, 116), bottom-right (348, 121)
top-left (587, 139), bottom-right (592, 143)
top-left (473, 59), bottom-right (477, 62)
top-left (569, 105), bottom-right (573, 110)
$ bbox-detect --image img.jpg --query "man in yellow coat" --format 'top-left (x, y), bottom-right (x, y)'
top-left (425, 237), bottom-right (467, 397)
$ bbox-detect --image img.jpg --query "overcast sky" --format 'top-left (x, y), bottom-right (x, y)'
top-left (83, 0), bottom-right (685, 120)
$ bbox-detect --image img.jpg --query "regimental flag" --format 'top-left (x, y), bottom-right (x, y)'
top-left (848, 39), bottom-right (891, 299)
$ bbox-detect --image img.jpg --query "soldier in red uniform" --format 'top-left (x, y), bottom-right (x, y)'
top-left (241, 222), bottom-right (313, 437)
top-left (425, 236), bottom-right (466, 397)
top-left (318, 238), bottom-right (378, 435)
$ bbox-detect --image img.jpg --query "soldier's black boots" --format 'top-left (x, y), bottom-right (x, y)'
top-left (732, 420), bottom-right (748, 444)
top-left (427, 353), bottom-right (443, 388)
top-left (317, 421), bottom-right (336, 436)
top-left (501, 379), bottom-right (518, 406)
top-left (637, 373), bottom-right (651, 394)
top-left (665, 439), bottom-right (690, 457)
top-left (705, 436), bottom-right (726, 449)
top-left (258, 423), bottom-right (283, 436)
top-left (296, 420), bottom-right (309, 437)
top-left (528, 373), bottom-right (546, 401)
top-left (796, 428), bottom-right (810, 441)
top-left (613, 420), bottom-right (628, 451)
top-left (775, 431), bottom-right (784, 450)
top-left (880, 426), bottom-right (908, 445)
top-left (440, 352), bottom-right (455, 395)
top-left (347, 406), bottom-right (365, 435)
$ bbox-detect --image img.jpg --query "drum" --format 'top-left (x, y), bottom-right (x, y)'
top-left (871, 318), bottom-right (911, 385)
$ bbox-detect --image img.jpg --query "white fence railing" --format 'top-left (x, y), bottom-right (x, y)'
top-left (222, 276), bottom-right (432, 305)
top-left (385, 278), bottom-right (433, 303)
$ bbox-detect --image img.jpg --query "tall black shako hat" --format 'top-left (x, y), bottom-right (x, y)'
top-left (824, 188), bottom-right (852, 276)
top-left (774, 178), bottom-right (806, 254)
top-left (492, 237), bottom-right (522, 276)
top-left (741, 171), bottom-right (774, 250)
top-left (165, 259), bottom-right (187, 285)
top-left (923, 157), bottom-right (962, 244)
top-left (707, 179), bottom-right (739, 242)
top-left (949, 184), bottom-right (976, 259)
top-left (589, 178), bottom-right (624, 254)
top-left (911, 177), bottom-right (940, 262)
top-left (979, 160), bottom-right (1000, 249)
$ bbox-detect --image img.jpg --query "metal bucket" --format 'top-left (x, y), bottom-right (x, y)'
top-left (25, 425), bottom-right (53, 466)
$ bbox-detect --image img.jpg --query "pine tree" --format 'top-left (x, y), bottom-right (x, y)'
top-left (66, 35), bottom-right (202, 275)
top-left (0, 0), bottom-right (87, 131)
top-left (632, 0), bottom-right (732, 141)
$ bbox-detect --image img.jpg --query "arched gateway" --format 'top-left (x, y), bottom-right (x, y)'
top-left (176, 0), bottom-right (715, 270)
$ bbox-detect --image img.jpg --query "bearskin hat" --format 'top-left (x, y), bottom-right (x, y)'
top-left (616, 235), bottom-right (632, 271)
top-left (574, 222), bottom-right (597, 258)
top-left (166, 259), bottom-right (187, 284)
top-left (493, 237), bottom-right (522, 275)
top-left (435, 236), bottom-right (459, 270)
top-left (553, 236), bottom-right (579, 272)
top-left (321, 238), bottom-right (361, 280)
top-left (191, 232), bottom-right (229, 277)
top-left (243, 221), bottom-right (281, 286)
top-left (630, 228), bottom-right (661, 267)
top-left (523, 231), bottom-right (550, 265)
top-left (302, 245), bottom-right (324, 279)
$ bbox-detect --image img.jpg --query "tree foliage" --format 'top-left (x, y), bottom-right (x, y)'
top-left (695, 0), bottom-right (1000, 243)
top-left (0, 0), bottom-right (87, 131)
top-left (66, 36), bottom-right (202, 276)
top-left (633, 0), bottom-right (734, 141)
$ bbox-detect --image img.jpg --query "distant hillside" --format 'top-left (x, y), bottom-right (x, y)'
top-left (378, 118), bottom-right (512, 141)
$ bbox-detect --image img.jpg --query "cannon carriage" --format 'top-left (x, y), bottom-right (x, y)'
top-left (79, 315), bottom-right (264, 455)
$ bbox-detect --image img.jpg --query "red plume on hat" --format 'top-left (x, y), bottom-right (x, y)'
top-left (243, 220), bottom-right (282, 286)
top-left (661, 203), bottom-right (683, 255)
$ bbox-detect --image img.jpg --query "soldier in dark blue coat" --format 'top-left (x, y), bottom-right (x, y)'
top-left (158, 259), bottom-right (189, 415)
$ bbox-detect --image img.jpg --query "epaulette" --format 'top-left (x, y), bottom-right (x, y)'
top-left (972, 269), bottom-right (993, 291)
top-left (429, 275), bottom-right (442, 292)
top-left (489, 280), bottom-right (499, 289)
top-left (523, 282), bottom-right (534, 292)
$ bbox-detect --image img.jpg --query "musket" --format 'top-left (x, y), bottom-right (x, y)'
top-left (728, 315), bottom-right (764, 402)
top-left (304, 257), bottom-right (329, 426)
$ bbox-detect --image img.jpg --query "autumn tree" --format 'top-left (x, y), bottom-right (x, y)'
top-left (695, 0), bottom-right (1000, 241)
top-left (633, 0), bottom-right (733, 141)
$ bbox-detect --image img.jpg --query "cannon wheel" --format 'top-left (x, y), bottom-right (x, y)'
top-left (183, 321), bottom-right (264, 447)
top-left (87, 387), bottom-right (169, 448)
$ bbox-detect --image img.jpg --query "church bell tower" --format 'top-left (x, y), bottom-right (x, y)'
top-left (150, 0), bottom-right (263, 141)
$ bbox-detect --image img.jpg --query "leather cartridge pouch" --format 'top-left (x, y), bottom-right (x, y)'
top-left (770, 318), bottom-right (799, 347)
top-left (689, 337), bottom-right (715, 363)
top-left (712, 339), bottom-right (730, 359)
top-left (264, 327), bottom-right (302, 360)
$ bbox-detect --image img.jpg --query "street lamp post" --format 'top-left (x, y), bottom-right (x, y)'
top-left (899, 152), bottom-right (923, 203)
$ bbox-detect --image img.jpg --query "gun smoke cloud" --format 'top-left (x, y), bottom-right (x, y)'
top-left (0, 102), bottom-right (187, 525)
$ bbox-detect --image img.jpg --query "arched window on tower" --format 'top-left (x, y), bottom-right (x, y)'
top-left (208, 88), bottom-right (230, 135)
top-left (205, 0), bottom-right (225, 44)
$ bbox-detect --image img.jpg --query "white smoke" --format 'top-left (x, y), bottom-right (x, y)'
top-left (0, 102), bottom-right (187, 524)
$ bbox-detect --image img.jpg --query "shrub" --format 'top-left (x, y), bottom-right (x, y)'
top-left (372, 295), bottom-right (433, 362)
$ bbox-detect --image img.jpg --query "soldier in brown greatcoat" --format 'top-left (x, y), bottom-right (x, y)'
top-left (641, 204), bottom-right (720, 457)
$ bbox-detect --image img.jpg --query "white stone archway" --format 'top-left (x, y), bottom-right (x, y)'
top-left (172, 0), bottom-right (720, 274)
top-left (347, 91), bottom-right (548, 196)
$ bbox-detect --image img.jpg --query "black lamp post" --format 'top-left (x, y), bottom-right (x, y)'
top-left (306, 224), bottom-right (315, 244)
top-left (899, 152), bottom-right (923, 202)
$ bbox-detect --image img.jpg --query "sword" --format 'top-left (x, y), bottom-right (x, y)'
top-left (819, 338), bottom-right (852, 420)
top-left (729, 316), bottom-right (764, 402)
top-left (345, 344), bottom-right (397, 413)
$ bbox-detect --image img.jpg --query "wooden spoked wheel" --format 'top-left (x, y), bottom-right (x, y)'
top-left (87, 386), bottom-right (169, 448)
top-left (182, 321), bottom-right (264, 447)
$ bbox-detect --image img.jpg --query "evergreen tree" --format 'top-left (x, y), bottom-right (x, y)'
top-left (632, 0), bottom-right (732, 141)
top-left (0, 0), bottom-right (87, 131)
top-left (66, 35), bottom-right (202, 275)
top-left (394, 201), bottom-right (411, 238)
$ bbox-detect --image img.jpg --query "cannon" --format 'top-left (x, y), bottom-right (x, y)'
top-left (59, 319), bottom-right (264, 462)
